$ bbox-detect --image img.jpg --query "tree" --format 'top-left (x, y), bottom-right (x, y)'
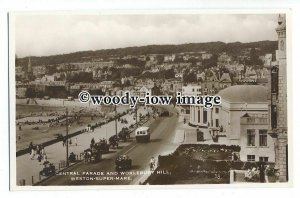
top-left (163, 69), bottom-right (175, 79)
top-left (174, 56), bottom-right (184, 63)
top-left (183, 72), bottom-right (197, 83)
top-left (45, 65), bottom-right (57, 75)
top-left (202, 54), bottom-right (218, 69)
top-left (68, 72), bottom-right (93, 82)
top-left (156, 55), bottom-right (164, 64)
top-left (246, 48), bottom-right (263, 67)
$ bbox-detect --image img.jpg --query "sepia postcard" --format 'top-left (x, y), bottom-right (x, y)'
top-left (9, 10), bottom-right (292, 190)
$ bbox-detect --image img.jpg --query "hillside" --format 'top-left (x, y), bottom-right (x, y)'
top-left (15, 40), bottom-right (277, 67)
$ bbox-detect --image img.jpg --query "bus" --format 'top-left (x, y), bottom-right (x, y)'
top-left (135, 126), bottom-right (150, 143)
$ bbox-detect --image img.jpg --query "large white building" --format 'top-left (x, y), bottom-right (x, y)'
top-left (189, 85), bottom-right (275, 162)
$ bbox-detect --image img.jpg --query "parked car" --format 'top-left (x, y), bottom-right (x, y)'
top-left (115, 155), bottom-right (132, 171)
top-left (39, 161), bottom-right (55, 176)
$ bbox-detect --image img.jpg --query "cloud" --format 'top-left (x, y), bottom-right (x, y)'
top-left (14, 14), bottom-right (278, 57)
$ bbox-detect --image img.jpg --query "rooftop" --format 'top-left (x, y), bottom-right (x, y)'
top-left (218, 85), bottom-right (268, 103)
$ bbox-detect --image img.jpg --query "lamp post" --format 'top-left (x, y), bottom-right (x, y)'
top-left (58, 104), bottom-right (115, 168)
top-left (65, 107), bottom-right (69, 167)
top-left (115, 105), bottom-right (118, 137)
top-left (135, 103), bottom-right (138, 126)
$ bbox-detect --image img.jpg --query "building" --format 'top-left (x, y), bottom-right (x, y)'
top-left (263, 53), bottom-right (273, 66)
top-left (240, 113), bottom-right (274, 162)
top-left (218, 53), bottom-right (232, 64)
top-left (169, 80), bottom-right (183, 96)
top-left (15, 66), bottom-right (25, 80)
top-left (99, 81), bottom-right (115, 89)
top-left (201, 53), bottom-right (213, 60)
top-left (24, 57), bottom-right (33, 81)
top-left (182, 84), bottom-right (202, 96)
top-left (219, 73), bottom-right (232, 89)
top-left (269, 14), bottom-right (288, 182)
top-left (180, 84), bottom-right (202, 115)
top-left (196, 72), bottom-right (205, 81)
top-left (151, 84), bottom-right (162, 96)
top-left (201, 71), bottom-right (220, 95)
top-left (136, 86), bottom-right (150, 97)
top-left (32, 66), bottom-right (46, 78)
top-left (189, 85), bottom-right (275, 162)
top-left (164, 54), bottom-right (175, 62)
top-left (175, 73), bottom-right (183, 80)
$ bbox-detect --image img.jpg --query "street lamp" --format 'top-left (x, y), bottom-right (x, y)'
top-left (115, 105), bottom-right (118, 137)
top-left (65, 107), bottom-right (69, 167)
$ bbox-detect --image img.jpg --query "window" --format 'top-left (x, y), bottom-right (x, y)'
top-left (247, 117), bottom-right (255, 123)
top-left (259, 157), bottom-right (268, 162)
top-left (203, 109), bottom-right (207, 123)
top-left (198, 109), bottom-right (201, 123)
top-left (271, 66), bottom-right (278, 94)
top-left (247, 155), bottom-right (255, 162)
top-left (259, 130), bottom-right (268, 146)
top-left (216, 119), bottom-right (219, 127)
top-left (193, 107), bottom-right (196, 122)
top-left (247, 129), bottom-right (255, 146)
top-left (271, 105), bottom-right (277, 129)
top-left (215, 108), bottom-right (219, 114)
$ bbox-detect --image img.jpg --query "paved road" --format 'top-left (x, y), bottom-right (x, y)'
top-left (37, 105), bottom-right (179, 185)
top-left (16, 106), bottom-right (149, 186)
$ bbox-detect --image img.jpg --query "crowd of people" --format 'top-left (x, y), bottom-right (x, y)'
top-left (28, 142), bottom-right (47, 164)
top-left (23, 105), bottom-right (153, 180)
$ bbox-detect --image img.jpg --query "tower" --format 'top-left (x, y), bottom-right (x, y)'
top-left (27, 56), bottom-right (32, 74)
top-left (271, 14), bottom-right (288, 182)
top-left (25, 56), bottom-right (33, 81)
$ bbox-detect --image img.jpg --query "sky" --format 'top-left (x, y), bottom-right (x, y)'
top-left (14, 14), bottom-right (279, 58)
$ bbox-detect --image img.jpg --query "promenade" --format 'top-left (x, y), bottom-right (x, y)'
top-left (16, 106), bottom-right (149, 185)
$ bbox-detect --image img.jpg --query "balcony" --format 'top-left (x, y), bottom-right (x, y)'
top-left (241, 117), bottom-right (268, 125)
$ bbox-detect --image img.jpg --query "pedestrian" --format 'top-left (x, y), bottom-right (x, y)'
top-left (75, 138), bottom-right (78, 146)
top-left (38, 154), bottom-right (42, 164)
top-left (29, 142), bottom-right (33, 151)
top-left (36, 145), bottom-right (40, 153)
top-left (30, 149), bottom-right (35, 160)
top-left (43, 153), bottom-right (47, 163)
top-left (62, 137), bottom-right (66, 147)
top-left (36, 153), bottom-right (40, 160)
top-left (259, 163), bottom-right (266, 183)
top-left (33, 148), bottom-right (36, 157)
top-left (69, 138), bottom-right (72, 146)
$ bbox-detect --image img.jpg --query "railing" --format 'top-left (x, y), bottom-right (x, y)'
top-left (241, 117), bottom-right (268, 125)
